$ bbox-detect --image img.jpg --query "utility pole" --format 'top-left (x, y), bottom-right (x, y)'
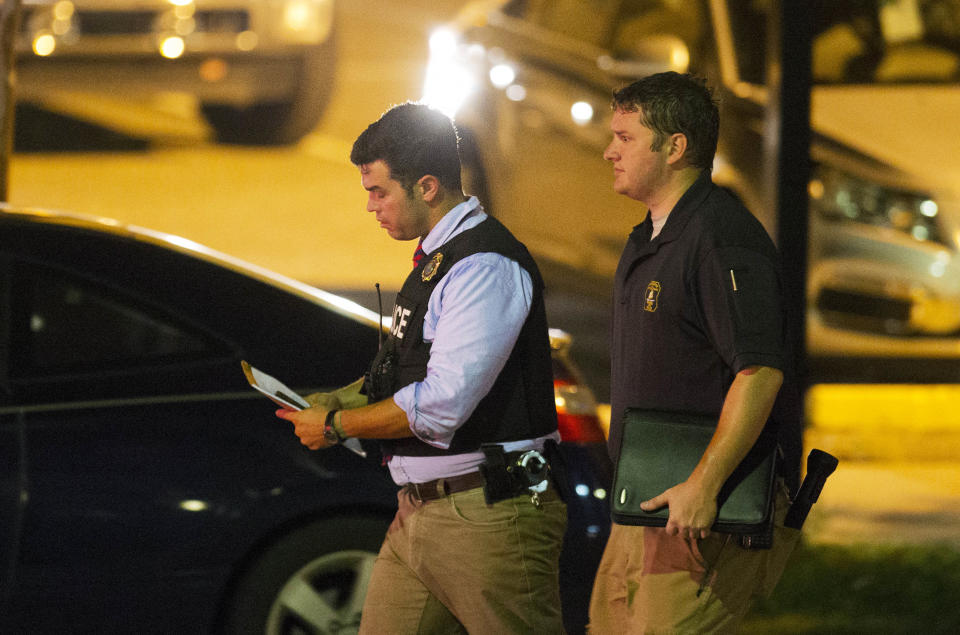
top-left (765, 0), bottom-right (812, 491)
top-left (0, 0), bottom-right (22, 202)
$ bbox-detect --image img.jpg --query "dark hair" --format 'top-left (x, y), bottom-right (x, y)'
top-left (350, 102), bottom-right (463, 193)
top-left (612, 72), bottom-right (719, 170)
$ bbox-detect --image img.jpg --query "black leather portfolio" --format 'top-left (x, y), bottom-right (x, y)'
top-left (611, 408), bottom-right (777, 534)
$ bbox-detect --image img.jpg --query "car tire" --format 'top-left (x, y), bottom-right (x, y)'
top-left (202, 33), bottom-right (337, 146)
top-left (218, 515), bottom-right (389, 635)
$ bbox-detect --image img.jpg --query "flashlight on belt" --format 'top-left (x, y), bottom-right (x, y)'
top-left (784, 449), bottom-right (839, 530)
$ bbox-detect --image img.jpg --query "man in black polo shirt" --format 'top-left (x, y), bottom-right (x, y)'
top-left (588, 72), bottom-right (800, 632)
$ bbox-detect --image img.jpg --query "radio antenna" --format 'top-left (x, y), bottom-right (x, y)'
top-left (375, 282), bottom-right (384, 350)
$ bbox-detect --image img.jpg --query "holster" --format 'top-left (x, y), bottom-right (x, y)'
top-left (478, 442), bottom-right (566, 505)
top-left (479, 445), bottom-right (518, 505)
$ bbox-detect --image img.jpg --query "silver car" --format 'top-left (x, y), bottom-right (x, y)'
top-left (422, 0), bottom-right (960, 365)
top-left (15, 0), bottom-right (336, 145)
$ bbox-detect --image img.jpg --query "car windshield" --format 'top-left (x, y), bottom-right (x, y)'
top-left (728, 0), bottom-right (960, 85)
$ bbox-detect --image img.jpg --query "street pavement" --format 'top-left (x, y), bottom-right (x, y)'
top-left (804, 459), bottom-right (960, 548)
top-left (803, 384), bottom-right (960, 548)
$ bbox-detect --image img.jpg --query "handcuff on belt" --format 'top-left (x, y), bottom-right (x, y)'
top-left (480, 445), bottom-right (551, 507)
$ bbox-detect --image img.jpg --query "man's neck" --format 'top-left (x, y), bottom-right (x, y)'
top-left (423, 192), bottom-right (469, 239)
top-left (647, 168), bottom-right (703, 226)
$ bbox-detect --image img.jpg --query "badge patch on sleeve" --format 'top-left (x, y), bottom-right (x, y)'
top-left (644, 281), bottom-right (661, 312)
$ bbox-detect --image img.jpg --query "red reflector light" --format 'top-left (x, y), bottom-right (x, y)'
top-left (554, 378), bottom-right (605, 443)
top-left (557, 412), bottom-right (606, 443)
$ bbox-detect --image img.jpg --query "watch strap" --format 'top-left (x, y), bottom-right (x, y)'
top-left (332, 410), bottom-right (348, 440)
top-left (323, 409), bottom-right (341, 445)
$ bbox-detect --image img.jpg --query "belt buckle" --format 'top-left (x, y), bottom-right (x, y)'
top-left (410, 479), bottom-right (442, 502)
top-left (410, 481), bottom-right (425, 501)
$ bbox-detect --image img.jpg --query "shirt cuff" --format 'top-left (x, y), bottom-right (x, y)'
top-left (392, 383), bottom-right (451, 449)
top-left (732, 352), bottom-right (784, 374)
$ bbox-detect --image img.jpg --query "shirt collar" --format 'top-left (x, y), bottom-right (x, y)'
top-left (654, 169), bottom-right (713, 243)
top-left (421, 195), bottom-right (483, 254)
top-left (629, 170), bottom-right (712, 241)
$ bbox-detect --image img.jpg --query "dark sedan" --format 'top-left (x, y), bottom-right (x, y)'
top-left (0, 205), bottom-right (610, 633)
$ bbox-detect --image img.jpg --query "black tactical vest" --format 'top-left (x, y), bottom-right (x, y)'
top-left (365, 216), bottom-right (557, 456)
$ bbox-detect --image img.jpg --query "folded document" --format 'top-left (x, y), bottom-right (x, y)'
top-left (241, 361), bottom-right (366, 458)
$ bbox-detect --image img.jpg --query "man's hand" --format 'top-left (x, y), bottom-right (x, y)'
top-left (304, 377), bottom-right (368, 410)
top-left (276, 407), bottom-right (331, 450)
top-left (640, 479), bottom-right (718, 540)
top-left (641, 365), bottom-right (784, 541)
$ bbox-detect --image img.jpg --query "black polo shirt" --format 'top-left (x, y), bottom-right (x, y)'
top-left (608, 170), bottom-right (786, 457)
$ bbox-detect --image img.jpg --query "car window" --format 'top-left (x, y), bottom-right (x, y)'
top-left (10, 261), bottom-right (215, 378)
top-left (724, 0), bottom-right (960, 85)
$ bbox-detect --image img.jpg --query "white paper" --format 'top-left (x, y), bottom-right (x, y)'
top-left (241, 361), bottom-right (366, 457)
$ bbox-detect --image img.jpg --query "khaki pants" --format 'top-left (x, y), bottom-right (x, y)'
top-left (359, 484), bottom-right (567, 634)
top-left (588, 484), bottom-right (799, 634)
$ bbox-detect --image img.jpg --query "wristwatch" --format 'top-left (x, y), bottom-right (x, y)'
top-left (323, 409), bottom-right (342, 446)
top-left (332, 410), bottom-right (348, 440)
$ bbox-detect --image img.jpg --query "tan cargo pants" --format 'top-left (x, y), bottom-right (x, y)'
top-left (359, 484), bottom-right (567, 634)
top-left (588, 483), bottom-right (800, 634)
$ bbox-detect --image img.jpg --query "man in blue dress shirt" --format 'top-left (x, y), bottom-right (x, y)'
top-left (277, 103), bottom-right (567, 634)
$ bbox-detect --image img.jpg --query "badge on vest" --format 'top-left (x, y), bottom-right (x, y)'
top-left (644, 281), bottom-right (661, 312)
top-left (422, 252), bottom-right (444, 282)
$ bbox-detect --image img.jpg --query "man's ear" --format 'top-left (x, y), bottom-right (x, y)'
top-left (417, 175), bottom-right (441, 202)
top-left (665, 133), bottom-right (688, 165)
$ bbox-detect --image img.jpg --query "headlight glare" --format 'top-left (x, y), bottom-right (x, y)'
top-left (489, 63), bottom-right (515, 88)
top-left (423, 28), bottom-right (481, 118)
top-left (570, 101), bottom-right (594, 125)
top-left (429, 27), bottom-right (458, 56)
top-left (811, 164), bottom-right (945, 246)
top-left (279, 0), bottom-right (333, 44)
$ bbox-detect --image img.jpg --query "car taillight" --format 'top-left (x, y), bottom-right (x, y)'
top-left (554, 379), bottom-right (606, 443)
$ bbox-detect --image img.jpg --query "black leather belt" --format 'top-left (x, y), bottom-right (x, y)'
top-left (404, 471), bottom-right (486, 502)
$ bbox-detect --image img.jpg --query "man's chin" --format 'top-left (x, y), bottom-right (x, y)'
top-left (613, 182), bottom-right (643, 201)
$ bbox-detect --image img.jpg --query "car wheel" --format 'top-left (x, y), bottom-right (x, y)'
top-left (202, 34), bottom-right (337, 146)
top-left (219, 515), bottom-right (389, 635)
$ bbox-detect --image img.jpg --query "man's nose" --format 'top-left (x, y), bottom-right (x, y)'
top-left (603, 142), bottom-right (617, 161)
